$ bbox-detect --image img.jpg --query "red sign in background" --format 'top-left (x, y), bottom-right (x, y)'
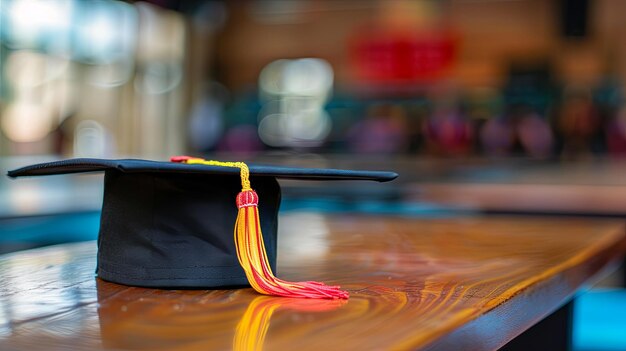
top-left (351, 29), bottom-right (458, 83)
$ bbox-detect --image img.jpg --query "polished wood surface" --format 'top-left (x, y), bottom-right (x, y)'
top-left (0, 214), bottom-right (624, 350)
top-left (403, 160), bottom-right (626, 216)
top-left (412, 183), bottom-right (626, 216)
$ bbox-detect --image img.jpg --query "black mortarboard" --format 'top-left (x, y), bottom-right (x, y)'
top-left (7, 156), bottom-right (397, 299)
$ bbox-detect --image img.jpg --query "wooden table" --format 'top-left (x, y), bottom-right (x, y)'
top-left (0, 214), bottom-right (624, 350)
top-left (411, 183), bottom-right (626, 216)
top-left (403, 160), bottom-right (626, 217)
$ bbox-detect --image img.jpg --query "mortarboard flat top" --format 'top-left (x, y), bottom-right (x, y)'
top-left (7, 158), bottom-right (398, 181)
top-left (7, 158), bottom-right (397, 298)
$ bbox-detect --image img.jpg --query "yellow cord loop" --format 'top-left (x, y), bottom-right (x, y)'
top-left (184, 158), bottom-right (251, 191)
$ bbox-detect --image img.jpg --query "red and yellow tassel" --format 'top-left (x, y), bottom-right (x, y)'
top-left (171, 156), bottom-right (349, 300)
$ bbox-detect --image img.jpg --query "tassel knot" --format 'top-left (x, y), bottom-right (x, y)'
top-left (237, 190), bottom-right (259, 208)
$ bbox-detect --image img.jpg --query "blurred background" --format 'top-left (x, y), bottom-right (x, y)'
top-left (0, 0), bottom-right (625, 159)
top-left (0, 1), bottom-right (625, 350)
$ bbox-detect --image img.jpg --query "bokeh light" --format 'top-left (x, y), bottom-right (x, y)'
top-left (257, 58), bottom-right (334, 148)
top-left (3, 0), bottom-right (73, 51)
top-left (73, 120), bottom-right (110, 157)
top-left (1, 102), bottom-right (53, 143)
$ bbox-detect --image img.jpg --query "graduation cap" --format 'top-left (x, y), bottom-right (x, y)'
top-left (8, 156), bottom-right (397, 299)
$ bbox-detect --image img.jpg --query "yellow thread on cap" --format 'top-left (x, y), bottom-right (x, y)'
top-left (185, 158), bottom-right (251, 191)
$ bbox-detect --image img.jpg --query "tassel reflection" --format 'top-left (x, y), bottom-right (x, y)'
top-left (234, 296), bottom-right (346, 351)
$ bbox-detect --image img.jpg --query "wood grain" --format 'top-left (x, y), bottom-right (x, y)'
top-left (411, 183), bottom-right (626, 216)
top-left (0, 214), bottom-right (624, 351)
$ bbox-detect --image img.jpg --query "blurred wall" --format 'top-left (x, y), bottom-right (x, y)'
top-left (1, 0), bottom-right (625, 158)
top-left (0, 0), bottom-right (193, 157)
top-left (217, 0), bottom-right (626, 91)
